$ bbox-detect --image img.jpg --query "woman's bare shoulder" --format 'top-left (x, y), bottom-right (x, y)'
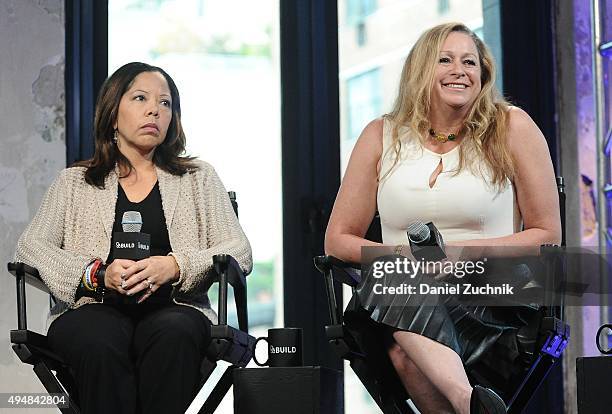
top-left (505, 106), bottom-right (547, 153)
top-left (353, 117), bottom-right (384, 156)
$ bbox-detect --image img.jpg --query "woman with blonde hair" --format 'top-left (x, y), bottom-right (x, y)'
top-left (325, 23), bottom-right (560, 414)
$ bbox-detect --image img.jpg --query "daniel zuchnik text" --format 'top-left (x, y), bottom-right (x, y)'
top-left (373, 283), bottom-right (514, 295)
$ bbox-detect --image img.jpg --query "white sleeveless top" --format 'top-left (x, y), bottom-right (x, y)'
top-left (377, 118), bottom-right (521, 244)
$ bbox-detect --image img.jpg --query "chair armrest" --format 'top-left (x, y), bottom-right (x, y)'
top-left (7, 262), bottom-right (49, 331)
top-left (8, 262), bottom-right (49, 293)
top-left (212, 254), bottom-right (249, 332)
top-left (313, 255), bottom-right (361, 287)
top-left (213, 254), bottom-right (247, 290)
top-left (314, 255), bottom-right (363, 326)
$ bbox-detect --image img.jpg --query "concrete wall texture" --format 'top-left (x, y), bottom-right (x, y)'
top-left (0, 1), bottom-right (65, 408)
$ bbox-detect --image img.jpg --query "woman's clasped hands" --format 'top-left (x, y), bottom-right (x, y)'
top-left (104, 256), bottom-right (180, 302)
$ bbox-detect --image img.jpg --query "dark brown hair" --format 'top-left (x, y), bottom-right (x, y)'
top-left (74, 62), bottom-right (198, 187)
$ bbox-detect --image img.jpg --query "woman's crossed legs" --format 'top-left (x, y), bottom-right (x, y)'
top-left (388, 331), bottom-right (472, 414)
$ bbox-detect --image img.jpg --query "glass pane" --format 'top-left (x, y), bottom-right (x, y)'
top-left (109, 1), bottom-right (281, 412)
top-left (338, 0), bottom-right (483, 411)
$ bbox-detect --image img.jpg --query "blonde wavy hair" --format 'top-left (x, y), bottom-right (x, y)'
top-left (383, 22), bottom-right (514, 189)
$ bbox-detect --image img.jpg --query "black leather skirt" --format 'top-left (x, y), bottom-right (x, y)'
top-left (346, 256), bottom-right (541, 392)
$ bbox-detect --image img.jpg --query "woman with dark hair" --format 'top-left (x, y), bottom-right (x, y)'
top-left (325, 23), bottom-right (560, 414)
top-left (15, 62), bottom-right (252, 414)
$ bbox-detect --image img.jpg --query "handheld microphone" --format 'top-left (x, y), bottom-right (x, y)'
top-left (122, 211), bottom-right (143, 232)
top-left (407, 221), bottom-right (446, 262)
top-left (112, 211), bottom-right (151, 260)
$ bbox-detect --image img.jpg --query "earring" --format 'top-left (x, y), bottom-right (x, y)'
top-left (113, 129), bottom-right (118, 144)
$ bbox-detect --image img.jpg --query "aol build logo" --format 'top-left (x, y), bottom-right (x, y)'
top-left (269, 345), bottom-right (297, 354)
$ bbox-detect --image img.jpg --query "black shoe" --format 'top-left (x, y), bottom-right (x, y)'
top-left (470, 385), bottom-right (507, 414)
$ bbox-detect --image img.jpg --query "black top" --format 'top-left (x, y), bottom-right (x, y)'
top-left (108, 181), bottom-right (171, 261)
top-left (106, 181), bottom-right (172, 304)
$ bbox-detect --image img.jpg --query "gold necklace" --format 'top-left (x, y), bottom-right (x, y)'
top-left (428, 128), bottom-right (457, 143)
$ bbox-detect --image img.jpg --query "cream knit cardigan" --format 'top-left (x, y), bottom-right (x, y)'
top-left (15, 160), bottom-right (252, 326)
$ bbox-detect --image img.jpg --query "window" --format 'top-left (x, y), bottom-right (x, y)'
top-left (438, 0), bottom-right (450, 15)
top-left (109, 1), bottom-right (281, 411)
top-left (346, 69), bottom-right (382, 142)
top-left (346, 0), bottom-right (377, 25)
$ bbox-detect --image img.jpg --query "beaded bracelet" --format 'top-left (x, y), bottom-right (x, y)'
top-left (78, 260), bottom-right (106, 299)
top-left (82, 264), bottom-right (96, 291)
top-left (90, 260), bottom-right (101, 287)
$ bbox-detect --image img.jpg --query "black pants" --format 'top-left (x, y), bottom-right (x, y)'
top-left (47, 303), bottom-right (212, 414)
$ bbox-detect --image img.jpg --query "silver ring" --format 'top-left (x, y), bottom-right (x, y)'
top-left (147, 279), bottom-right (154, 290)
top-left (120, 280), bottom-right (126, 289)
top-left (120, 273), bottom-right (126, 280)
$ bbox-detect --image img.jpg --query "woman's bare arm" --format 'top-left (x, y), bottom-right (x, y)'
top-left (325, 119), bottom-right (385, 263)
